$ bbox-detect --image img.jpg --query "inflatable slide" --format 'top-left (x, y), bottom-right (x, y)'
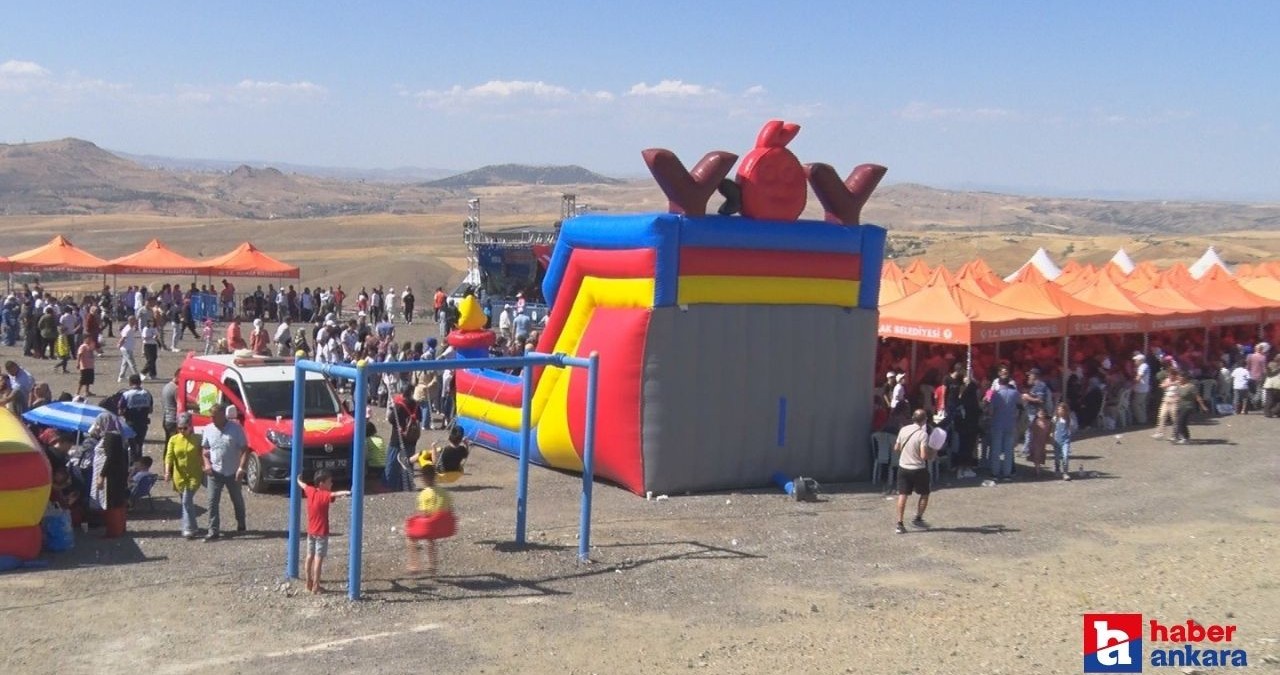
top-left (455, 121), bottom-right (887, 494)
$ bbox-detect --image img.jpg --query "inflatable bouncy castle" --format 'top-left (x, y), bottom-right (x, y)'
top-left (0, 409), bottom-right (51, 560)
top-left (455, 121), bottom-right (887, 494)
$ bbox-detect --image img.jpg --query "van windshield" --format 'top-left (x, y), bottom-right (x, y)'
top-left (240, 379), bottom-right (340, 420)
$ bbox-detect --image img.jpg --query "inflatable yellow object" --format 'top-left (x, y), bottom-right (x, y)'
top-left (457, 295), bottom-right (486, 331)
top-left (0, 409), bottom-right (51, 560)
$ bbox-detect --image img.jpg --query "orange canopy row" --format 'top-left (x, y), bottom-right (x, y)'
top-left (4, 236), bottom-right (299, 279)
top-left (878, 256), bottom-right (1280, 345)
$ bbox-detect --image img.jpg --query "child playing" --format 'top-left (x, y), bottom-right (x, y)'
top-left (202, 318), bottom-right (215, 355)
top-left (1026, 409), bottom-right (1051, 476)
top-left (1230, 362), bottom-right (1251, 414)
top-left (404, 466), bottom-right (455, 576)
top-left (128, 456), bottom-right (155, 490)
top-left (1052, 401), bottom-right (1079, 480)
top-left (364, 421), bottom-right (387, 491)
top-left (413, 424), bottom-right (470, 484)
top-left (297, 469), bottom-right (351, 593)
top-left (76, 336), bottom-right (97, 397)
top-left (127, 456), bottom-right (156, 508)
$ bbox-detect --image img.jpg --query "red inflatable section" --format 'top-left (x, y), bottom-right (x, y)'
top-left (534, 247), bottom-right (656, 382)
top-left (565, 307), bottom-right (651, 493)
top-left (0, 451), bottom-right (49, 491)
top-left (0, 525), bottom-right (41, 560)
top-left (455, 371), bottom-right (524, 408)
top-left (680, 247), bottom-right (862, 280)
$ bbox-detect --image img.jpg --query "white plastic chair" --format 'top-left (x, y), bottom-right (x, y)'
top-left (870, 432), bottom-right (897, 486)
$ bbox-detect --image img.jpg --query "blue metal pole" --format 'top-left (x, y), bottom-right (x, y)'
top-left (515, 362), bottom-right (534, 546)
top-left (578, 351), bottom-right (599, 563)
top-left (348, 361), bottom-right (369, 601)
top-left (285, 362), bottom-right (306, 579)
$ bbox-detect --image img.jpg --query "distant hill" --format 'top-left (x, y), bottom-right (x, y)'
top-left (113, 150), bottom-right (457, 183)
top-left (2, 138), bottom-right (1279, 238)
top-left (0, 138), bottom-right (451, 218)
top-left (427, 164), bottom-right (622, 188)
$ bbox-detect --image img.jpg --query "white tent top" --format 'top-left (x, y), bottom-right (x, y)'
top-left (1109, 248), bottom-right (1136, 274)
top-left (1188, 246), bottom-right (1230, 279)
top-left (1004, 247), bottom-right (1062, 282)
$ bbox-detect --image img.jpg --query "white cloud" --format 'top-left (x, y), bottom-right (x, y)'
top-left (0, 59), bottom-right (50, 77)
top-left (898, 101), bottom-right (1014, 122)
top-left (0, 60), bottom-right (129, 97)
top-left (627, 79), bottom-right (716, 97)
top-left (412, 79), bottom-right (613, 111)
top-left (235, 79), bottom-right (328, 95)
top-left (744, 84), bottom-right (766, 96)
top-left (174, 79), bottom-right (328, 106)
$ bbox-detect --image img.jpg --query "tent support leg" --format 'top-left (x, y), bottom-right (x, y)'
top-left (1061, 336), bottom-right (1070, 395)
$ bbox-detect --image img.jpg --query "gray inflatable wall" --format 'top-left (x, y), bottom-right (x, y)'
top-left (641, 304), bottom-right (877, 494)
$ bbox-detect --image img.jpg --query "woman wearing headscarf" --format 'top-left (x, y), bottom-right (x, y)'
top-left (249, 318), bottom-right (271, 356)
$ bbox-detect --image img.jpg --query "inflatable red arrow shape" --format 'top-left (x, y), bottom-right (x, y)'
top-left (805, 162), bottom-right (888, 225)
top-left (641, 149), bottom-right (739, 217)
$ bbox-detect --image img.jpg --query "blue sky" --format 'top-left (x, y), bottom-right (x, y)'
top-left (2, 1), bottom-right (1277, 200)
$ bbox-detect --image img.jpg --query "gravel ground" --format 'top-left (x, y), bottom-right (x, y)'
top-left (1, 328), bottom-right (1278, 674)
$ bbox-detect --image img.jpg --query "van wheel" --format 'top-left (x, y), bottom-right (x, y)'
top-left (245, 454), bottom-right (267, 493)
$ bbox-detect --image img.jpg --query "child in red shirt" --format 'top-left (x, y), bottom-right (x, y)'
top-left (297, 470), bottom-right (350, 593)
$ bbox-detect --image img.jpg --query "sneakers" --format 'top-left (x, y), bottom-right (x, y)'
top-left (1151, 432), bottom-right (1164, 439)
top-left (182, 531), bottom-right (196, 539)
top-left (204, 531), bottom-right (220, 542)
top-left (1062, 473), bottom-right (1072, 481)
top-left (911, 516), bottom-right (929, 529)
top-left (1174, 438), bottom-right (1188, 445)
top-left (895, 522), bottom-right (907, 535)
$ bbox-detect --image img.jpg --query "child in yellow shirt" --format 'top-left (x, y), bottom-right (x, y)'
top-left (403, 467), bottom-right (455, 575)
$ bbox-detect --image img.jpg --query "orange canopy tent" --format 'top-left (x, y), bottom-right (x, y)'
top-left (105, 238), bottom-right (203, 276)
top-left (1129, 284), bottom-right (1210, 331)
top-left (879, 261), bottom-right (910, 305)
top-left (1239, 277), bottom-right (1280, 324)
top-left (902, 259), bottom-right (932, 285)
top-left (1006, 263), bottom-right (1050, 285)
top-left (200, 242), bottom-right (300, 279)
top-left (1069, 274), bottom-right (1149, 319)
top-left (879, 281), bottom-right (1065, 346)
top-left (991, 280), bottom-right (1148, 334)
top-left (8, 235), bottom-right (110, 273)
top-left (954, 259), bottom-right (1006, 296)
top-left (1178, 276), bottom-right (1269, 327)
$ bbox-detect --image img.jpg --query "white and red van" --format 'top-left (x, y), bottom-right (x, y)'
top-left (177, 354), bottom-right (355, 492)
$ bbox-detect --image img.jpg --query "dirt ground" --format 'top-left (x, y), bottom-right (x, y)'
top-left (1, 326), bottom-right (1278, 675)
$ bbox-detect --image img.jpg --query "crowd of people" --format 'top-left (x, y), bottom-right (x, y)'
top-left (7, 279), bottom-right (528, 584)
top-left (875, 334), bottom-right (1280, 489)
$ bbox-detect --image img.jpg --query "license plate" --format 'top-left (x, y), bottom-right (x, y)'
top-left (311, 459), bottom-right (348, 470)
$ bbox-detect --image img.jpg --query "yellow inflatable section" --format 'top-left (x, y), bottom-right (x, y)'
top-left (0, 408), bottom-right (51, 560)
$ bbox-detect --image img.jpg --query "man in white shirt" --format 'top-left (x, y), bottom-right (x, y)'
top-left (893, 409), bottom-right (935, 534)
top-left (117, 316), bottom-right (140, 382)
top-left (1131, 354), bottom-right (1151, 424)
top-left (498, 304), bottom-right (514, 342)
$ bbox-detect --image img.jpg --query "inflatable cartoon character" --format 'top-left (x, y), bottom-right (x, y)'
top-left (0, 409), bottom-right (51, 561)
top-left (736, 120), bottom-right (806, 220)
top-left (447, 293), bottom-right (496, 358)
